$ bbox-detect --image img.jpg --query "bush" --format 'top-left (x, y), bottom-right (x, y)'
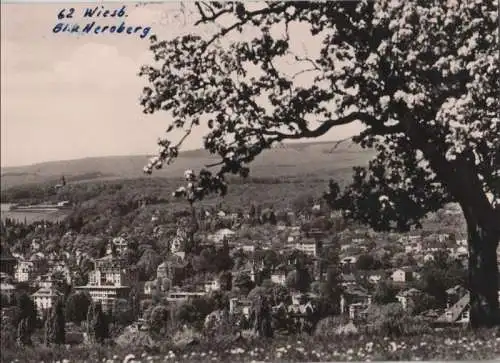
top-left (314, 315), bottom-right (350, 338)
top-left (365, 303), bottom-right (431, 337)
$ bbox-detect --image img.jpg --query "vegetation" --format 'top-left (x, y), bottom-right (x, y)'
top-left (2, 328), bottom-right (500, 363)
top-left (44, 299), bottom-right (65, 346)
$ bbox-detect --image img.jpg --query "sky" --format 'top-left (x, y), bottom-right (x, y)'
top-left (1, 2), bottom-right (363, 168)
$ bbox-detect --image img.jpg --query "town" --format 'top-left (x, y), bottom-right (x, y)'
top-left (1, 175), bottom-right (495, 358)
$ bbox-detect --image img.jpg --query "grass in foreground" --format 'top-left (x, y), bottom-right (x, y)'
top-left (2, 328), bottom-right (500, 363)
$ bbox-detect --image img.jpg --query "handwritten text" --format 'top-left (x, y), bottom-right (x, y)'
top-left (53, 5), bottom-right (152, 39)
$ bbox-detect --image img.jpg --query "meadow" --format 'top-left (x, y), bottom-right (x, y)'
top-left (3, 328), bottom-right (500, 363)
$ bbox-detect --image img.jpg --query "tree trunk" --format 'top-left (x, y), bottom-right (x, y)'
top-left (465, 213), bottom-right (500, 328)
top-left (405, 117), bottom-right (500, 328)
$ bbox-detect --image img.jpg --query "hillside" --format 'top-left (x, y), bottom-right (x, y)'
top-left (1, 139), bottom-right (375, 189)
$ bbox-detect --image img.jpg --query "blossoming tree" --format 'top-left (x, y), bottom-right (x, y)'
top-left (139, 0), bottom-right (499, 327)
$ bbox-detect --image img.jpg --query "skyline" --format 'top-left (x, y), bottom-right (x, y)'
top-left (1, 2), bottom-right (363, 168)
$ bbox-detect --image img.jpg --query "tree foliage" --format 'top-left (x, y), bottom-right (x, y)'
top-left (65, 292), bottom-right (92, 325)
top-left (44, 299), bottom-right (65, 345)
top-left (86, 302), bottom-right (109, 344)
top-left (16, 317), bottom-right (32, 347)
top-left (15, 292), bottom-right (37, 334)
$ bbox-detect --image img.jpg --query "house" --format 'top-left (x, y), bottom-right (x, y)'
top-left (287, 300), bottom-right (317, 326)
top-left (349, 303), bottom-right (368, 321)
top-left (391, 268), bottom-right (413, 283)
top-left (240, 260), bottom-right (264, 283)
top-left (32, 287), bottom-right (63, 316)
top-left (35, 274), bottom-right (56, 289)
top-left (340, 244), bottom-right (351, 252)
top-left (295, 241), bottom-right (318, 257)
top-left (445, 285), bottom-right (468, 308)
top-left (271, 272), bottom-right (287, 286)
top-left (165, 290), bottom-right (206, 302)
top-left (454, 246), bottom-right (468, 259)
top-left (31, 239), bottom-right (41, 251)
top-left (173, 251), bottom-right (186, 261)
top-left (287, 229), bottom-right (302, 243)
top-left (50, 260), bottom-right (72, 284)
top-left (75, 285), bottom-right (130, 312)
top-left (229, 297), bottom-right (252, 318)
top-left (396, 288), bottom-right (422, 310)
top-left (75, 255), bottom-right (136, 311)
top-left (437, 234), bottom-right (450, 243)
top-left (367, 272), bottom-right (383, 284)
top-left (157, 262), bottom-right (168, 280)
top-left (204, 278), bottom-right (221, 293)
top-left (15, 260), bottom-right (34, 282)
top-left (405, 242), bottom-right (422, 254)
top-left (111, 237), bottom-right (129, 255)
top-left (340, 286), bottom-right (372, 320)
top-left (242, 244), bottom-right (256, 253)
top-left (437, 293), bottom-right (470, 324)
top-left (341, 273), bottom-right (357, 287)
top-left (438, 290), bottom-right (500, 324)
top-left (208, 228), bottom-right (236, 245)
top-left (0, 282), bottom-right (16, 304)
top-left (423, 253), bottom-right (435, 263)
top-left (144, 280), bottom-right (156, 295)
top-left (0, 246), bottom-right (17, 276)
top-left (88, 255), bottom-right (135, 287)
top-left (170, 235), bottom-right (184, 254)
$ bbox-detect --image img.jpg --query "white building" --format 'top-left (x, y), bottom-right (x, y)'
top-left (208, 228), bottom-right (236, 245)
top-left (396, 288), bottom-right (421, 310)
top-left (271, 272), bottom-right (287, 286)
top-left (111, 236), bottom-right (129, 255)
top-left (15, 261), bottom-right (34, 282)
top-left (32, 287), bottom-right (62, 315)
top-left (0, 282), bottom-right (16, 303)
top-left (165, 290), bottom-right (206, 302)
top-left (144, 280), bottom-right (156, 295)
top-left (242, 245), bottom-right (256, 253)
top-left (391, 268), bottom-right (412, 283)
top-left (295, 242), bottom-right (317, 257)
top-left (35, 274), bottom-right (55, 289)
top-left (368, 273), bottom-right (382, 284)
top-left (75, 256), bottom-right (134, 311)
top-left (423, 253), bottom-right (435, 263)
top-left (204, 278), bottom-right (221, 293)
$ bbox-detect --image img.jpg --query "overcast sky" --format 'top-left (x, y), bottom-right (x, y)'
top-left (1, 2), bottom-right (362, 168)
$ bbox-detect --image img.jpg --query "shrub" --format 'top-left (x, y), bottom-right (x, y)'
top-left (365, 303), bottom-right (432, 337)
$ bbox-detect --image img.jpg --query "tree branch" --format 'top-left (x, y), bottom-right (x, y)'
top-left (198, 3), bottom-right (288, 52)
top-left (194, 2), bottom-right (233, 25)
top-left (259, 112), bottom-right (384, 142)
top-left (302, 112), bottom-right (380, 138)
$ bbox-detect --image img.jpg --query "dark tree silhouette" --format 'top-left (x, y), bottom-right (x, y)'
top-left (251, 295), bottom-right (273, 338)
top-left (86, 302), bottom-right (109, 344)
top-left (65, 292), bottom-right (92, 325)
top-left (44, 299), bottom-right (65, 345)
top-left (140, 1), bottom-right (500, 327)
top-left (17, 317), bottom-right (31, 347)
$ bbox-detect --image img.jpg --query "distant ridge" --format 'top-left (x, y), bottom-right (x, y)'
top-left (1, 139), bottom-right (374, 189)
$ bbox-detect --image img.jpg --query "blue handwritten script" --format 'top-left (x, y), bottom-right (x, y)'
top-left (52, 5), bottom-right (152, 39)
